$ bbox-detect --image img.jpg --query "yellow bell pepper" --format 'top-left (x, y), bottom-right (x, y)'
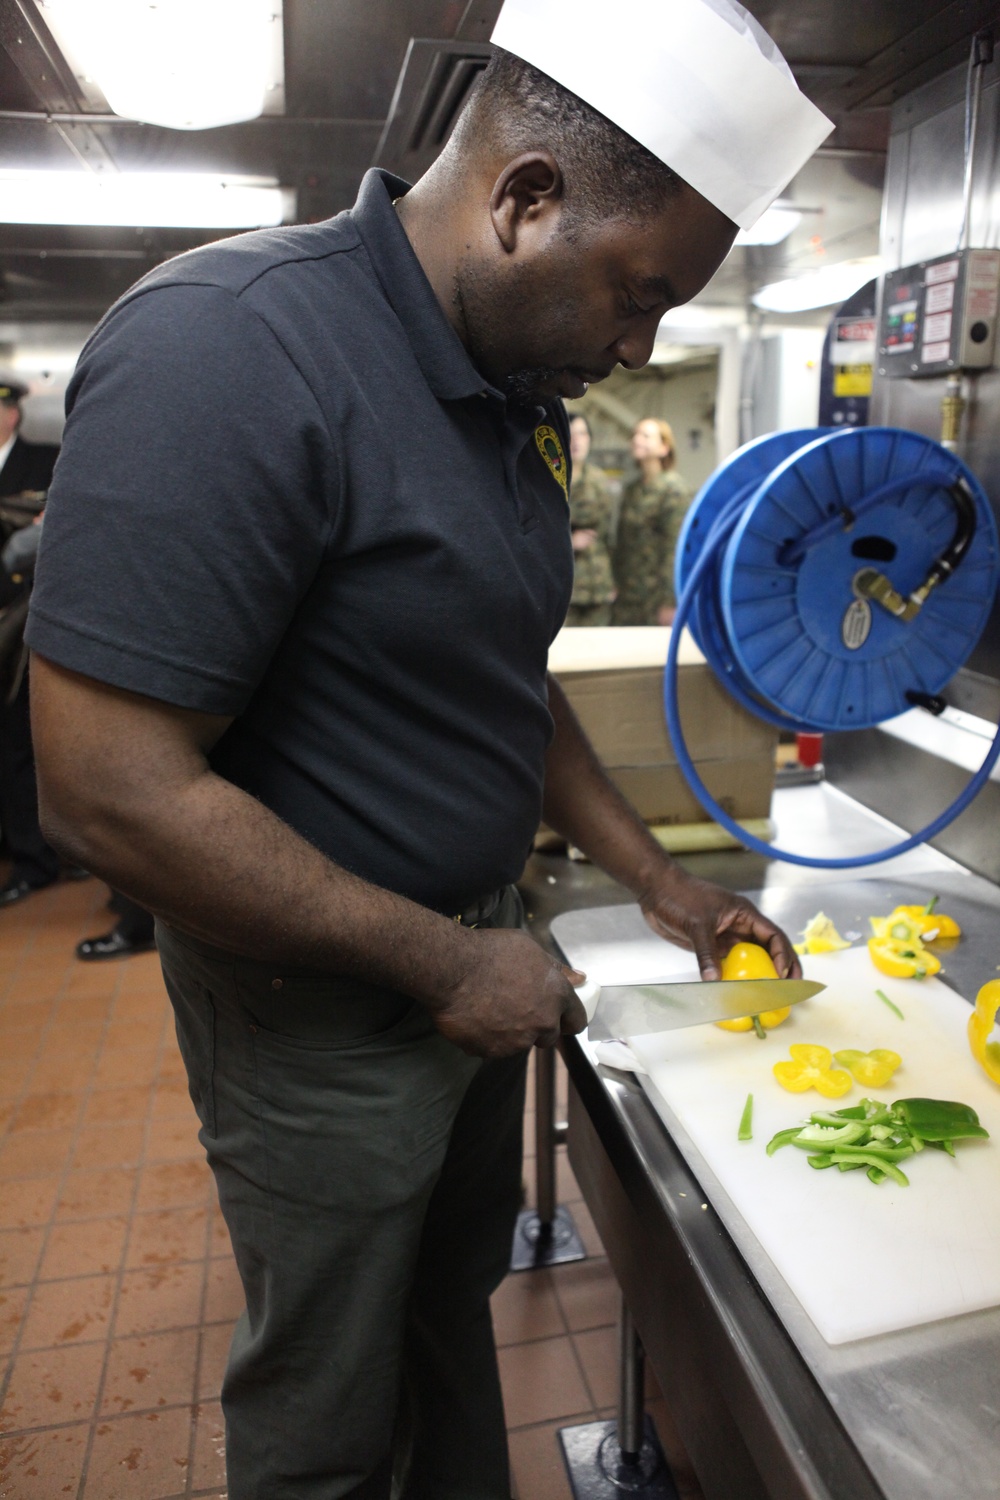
top-left (868, 936), bottom-right (941, 980)
top-left (969, 979), bottom-right (1000, 1087)
top-left (891, 903), bottom-right (961, 941)
top-left (773, 1044), bottom-right (853, 1098)
top-left (715, 942), bottom-right (791, 1036)
top-left (832, 1048), bottom-right (902, 1088)
top-left (793, 911), bottom-right (852, 956)
top-left (870, 912), bottom-right (925, 946)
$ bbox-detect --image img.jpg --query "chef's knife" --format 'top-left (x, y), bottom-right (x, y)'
top-left (574, 977), bottom-right (825, 1042)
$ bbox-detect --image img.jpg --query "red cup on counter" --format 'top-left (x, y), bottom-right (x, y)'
top-left (796, 732), bottom-right (823, 768)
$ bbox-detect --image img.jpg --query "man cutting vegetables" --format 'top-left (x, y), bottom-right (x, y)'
top-left (25, 1), bottom-right (828, 1495)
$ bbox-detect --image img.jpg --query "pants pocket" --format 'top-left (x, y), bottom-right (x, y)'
top-left (232, 964), bottom-right (417, 1050)
top-left (167, 978), bottom-right (217, 1137)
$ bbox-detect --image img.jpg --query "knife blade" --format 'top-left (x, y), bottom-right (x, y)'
top-left (578, 977), bottom-right (825, 1042)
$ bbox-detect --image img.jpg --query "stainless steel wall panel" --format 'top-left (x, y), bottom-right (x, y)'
top-left (871, 58), bottom-right (1000, 701)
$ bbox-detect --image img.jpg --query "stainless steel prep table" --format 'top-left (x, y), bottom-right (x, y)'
top-left (519, 783), bottom-right (1000, 1500)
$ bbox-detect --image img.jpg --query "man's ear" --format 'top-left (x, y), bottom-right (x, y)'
top-left (489, 151), bottom-right (564, 253)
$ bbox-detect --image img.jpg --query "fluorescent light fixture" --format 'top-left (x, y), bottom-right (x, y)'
top-left (734, 206), bottom-right (802, 247)
top-left (658, 304), bottom-right (746, 331)
top-left (41, 0), bottom-right (281, 131)
top-left (648, 343), bottom-right (719, 366)
top-left (0, 171), bottom-right (293, 228)
top-left (11, 348), bottom-right (81, 376)
top-left (752, 257), bottom-right (883, 313)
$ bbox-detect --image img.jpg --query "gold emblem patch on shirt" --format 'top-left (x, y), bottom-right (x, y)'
top-left (534, 424), bottom-right (568, 496)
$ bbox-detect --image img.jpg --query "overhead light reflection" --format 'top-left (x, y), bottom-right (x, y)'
top-left (734, 206), bottom-right (802, 246)
top-left (752, 257), bottom-right (883, 313)
top-left (0, 171), bottom-right (293, 228)
top-left (41, 0), bottom-right (281, 131)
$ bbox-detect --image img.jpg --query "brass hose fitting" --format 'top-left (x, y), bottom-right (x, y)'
top-left (940, 374), bottom-right (966, 451)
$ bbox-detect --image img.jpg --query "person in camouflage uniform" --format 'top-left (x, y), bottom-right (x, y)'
top-left (565, 413), bottom-right (616, 626)
top-left (612, 416), bottom-right (691, 626)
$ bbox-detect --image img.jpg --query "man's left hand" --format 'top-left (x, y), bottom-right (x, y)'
top-left (639, 868), bottom-right (801, 981)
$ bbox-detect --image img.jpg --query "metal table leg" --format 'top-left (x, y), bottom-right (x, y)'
top-left (558, 1295), bottom-right (677, 1497)
top-left (510, 1046), bottom-right (586, 1271)
top-left (618, 1298), bottom-right (646, 1464)
top-left (560, 1296), bottom-right (677, 1494)
top-left (535, 1041), bottom-right (558, 1225)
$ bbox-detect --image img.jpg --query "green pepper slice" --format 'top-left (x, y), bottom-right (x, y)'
top-left (809, 1107), bottom-right (867, 1126)
top-left (765, 1127), bottom-right (805, 1156)
top-left (792, 1122), bottom-right (868, 1148)
top-left (826, 1141), bottom-right (914, 1163)
top-left (891, 1098), bottom-right (989, 1142)
top-left (829, 1151), bottom-right (910, 1186)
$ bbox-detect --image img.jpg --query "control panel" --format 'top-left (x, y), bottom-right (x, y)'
top-left (877, 248), bottom-right (1000, 378)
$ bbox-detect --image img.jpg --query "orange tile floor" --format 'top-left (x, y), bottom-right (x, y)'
top-left (0, 875), bottom-right (702, 1500)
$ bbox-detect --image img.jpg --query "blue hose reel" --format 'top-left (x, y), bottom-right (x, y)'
top-left (666, 426), bottom-right (1000, 867)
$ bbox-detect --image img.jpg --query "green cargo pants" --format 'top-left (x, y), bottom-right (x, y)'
top-left (156, 886), bottom-right (528, 1500)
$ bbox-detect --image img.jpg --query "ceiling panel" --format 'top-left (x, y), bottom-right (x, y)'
top-left (0, 39), bottom-right (35, 109)
top-left (747, 1), bottom-right (948, 68)
top-left (283, 0), bottom-right (470, 117)
top-left (0, 0), bottom-right (994, 323)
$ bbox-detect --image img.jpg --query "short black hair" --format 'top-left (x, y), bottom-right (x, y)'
top-left (455, 47), bottom-right (681, 228)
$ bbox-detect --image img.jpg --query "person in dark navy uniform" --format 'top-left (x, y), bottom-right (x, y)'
top-left (0, 381), bottom-right (62, 905)
top-left (25, 0), bottom-right (829, 1492)
top-left (0, 381), bottom-right (60, 500)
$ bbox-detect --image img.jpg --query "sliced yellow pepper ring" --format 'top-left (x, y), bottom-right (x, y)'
top-left (793, 911), bottom-right (852, 956)
top-left (867, 936), bottom-right (941, 980)
top-left (715, 942), bottom-right (790, 1036)
top-left (870, 913), bottom-right (926, 946)
top-left (773, 1043), bottom-right (853, 1098)
top-left (832, 1048), bottom-right (902, 1088)
top-left (969, 979), bottom-right (1000, 1087)
top-left (716, 1008), bottom-right (791, 1034)
top-left (892, 904), bottom-right (961, 941)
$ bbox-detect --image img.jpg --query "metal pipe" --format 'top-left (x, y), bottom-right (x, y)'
top-left (534, 1047), bottom-right (557, 1227)
top-left (958, 30), bottom-right (994, 252)
top-left (617, 1296), bottom-right (645, 1464)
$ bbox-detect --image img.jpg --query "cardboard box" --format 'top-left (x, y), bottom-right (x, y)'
top-left (549, 626), bottom-right (777, 824)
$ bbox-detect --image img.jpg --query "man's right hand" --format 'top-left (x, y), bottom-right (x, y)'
top-left (430, 928), bottom-right (588, 1058)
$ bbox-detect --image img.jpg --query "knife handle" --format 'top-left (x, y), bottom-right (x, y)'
top-left (573, 977), bottom-right (601, 1023)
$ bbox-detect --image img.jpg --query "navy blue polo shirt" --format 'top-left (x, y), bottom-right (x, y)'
top-left (27, 169), bottom-right (574, 914)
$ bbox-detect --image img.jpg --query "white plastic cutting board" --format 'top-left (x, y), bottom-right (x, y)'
top-left (567, 925), bottom-right (1000, 1345)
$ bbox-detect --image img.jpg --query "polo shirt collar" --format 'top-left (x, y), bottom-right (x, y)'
top-left (352, 168), bottom-right (497, 404)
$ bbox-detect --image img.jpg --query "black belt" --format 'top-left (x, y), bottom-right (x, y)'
top-left (452, 888), bottom-right (505, 927)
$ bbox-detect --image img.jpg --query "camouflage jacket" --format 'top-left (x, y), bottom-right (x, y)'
top-left (612, 469), bottom-right (692, 622)
top-left (568, 462), bottom-right (616, 606)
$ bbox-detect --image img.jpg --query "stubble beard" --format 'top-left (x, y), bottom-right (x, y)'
top-left (457, 254), bottom-right (581, 405)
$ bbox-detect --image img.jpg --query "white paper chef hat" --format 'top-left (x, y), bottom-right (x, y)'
top-left (490, 0), bottom-right (834, 230)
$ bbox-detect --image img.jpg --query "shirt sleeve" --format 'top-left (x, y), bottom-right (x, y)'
top-left (26, 281), bottom-right (339, 715)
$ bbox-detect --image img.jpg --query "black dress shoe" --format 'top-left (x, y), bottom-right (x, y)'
top-left (0, 877), bottom-right (53, 908)
top-left (76, 929), bottom-right (157, 962)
